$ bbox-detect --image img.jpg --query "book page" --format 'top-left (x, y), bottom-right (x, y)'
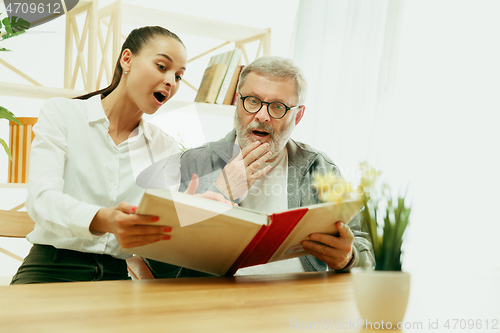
top-left (124, 208), bottom-right (263, 276)
top-left (143, 189), bottom-right (267, 227)
top-left (268, 199), bottom-right (363, 262)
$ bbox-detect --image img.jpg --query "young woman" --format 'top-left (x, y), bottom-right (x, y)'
top-left (11, 26), bottom-right (215, 284)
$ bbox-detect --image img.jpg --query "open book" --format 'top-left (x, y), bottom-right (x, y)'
top-left (122, 190), bottom-right (363, 276)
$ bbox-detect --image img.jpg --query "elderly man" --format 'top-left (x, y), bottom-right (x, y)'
top-left (145, 56), bottom-right (374, 277)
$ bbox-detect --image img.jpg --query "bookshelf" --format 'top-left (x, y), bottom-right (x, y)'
top-left (0, 0), bottom-right (271, 117)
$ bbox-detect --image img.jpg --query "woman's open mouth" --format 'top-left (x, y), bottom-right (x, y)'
top-left (153, 91), bottom-right (168, 104)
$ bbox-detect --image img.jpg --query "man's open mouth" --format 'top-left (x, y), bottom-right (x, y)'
top-left (154, 92), bottom-right (167, 104)
top-left (252, 130), bottom-right (269, 137)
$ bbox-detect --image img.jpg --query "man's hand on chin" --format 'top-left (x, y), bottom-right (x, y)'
top-left (215, 141), bottom-right (272, 201)
top-left (301, 221), bottom-right (354, 270)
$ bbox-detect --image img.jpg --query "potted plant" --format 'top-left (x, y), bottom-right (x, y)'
top-left (0, 13), bottom-right (30, 159)
top-left (313, 162), bottom-right (412, 327)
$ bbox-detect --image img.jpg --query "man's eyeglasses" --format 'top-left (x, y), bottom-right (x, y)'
top-left (239, 95), bottom-right (300, 119)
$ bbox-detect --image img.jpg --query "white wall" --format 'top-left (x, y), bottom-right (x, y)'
top-left (392, 0), bottom-right (500, 271)
top-left (0, 0), bottom-right (299, 280)
top-left (288, 0), bottom-right (500, 272)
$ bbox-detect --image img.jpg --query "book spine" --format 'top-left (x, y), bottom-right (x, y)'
top-left (238, 208), bottom-right (309, 269)
top-left (215, 49), bottom-right (242, 104)
top-left (222, 65), bottom-right (241, 105)
top-left (231, 65), bottom-right (245, 105)
top-left (225, 224), bottom-right (269, 276)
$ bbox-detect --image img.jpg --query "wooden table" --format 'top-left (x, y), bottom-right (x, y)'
top-left (1, 269), bottom-right (499, 333)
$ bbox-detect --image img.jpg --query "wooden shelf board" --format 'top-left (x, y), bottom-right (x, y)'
top-left (0, 183), bottom-right (28, 189)
top-left (0, 82), bottom-right (87, 100)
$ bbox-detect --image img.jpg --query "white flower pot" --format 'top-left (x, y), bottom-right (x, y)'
top-left (351, 268), bottom-right (411, 328)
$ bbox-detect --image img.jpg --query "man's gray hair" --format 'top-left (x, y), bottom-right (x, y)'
top-left (237, 56), bottom-right (308, 105)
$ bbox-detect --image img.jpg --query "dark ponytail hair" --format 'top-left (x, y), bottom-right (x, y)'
top-left (74, 26), bottom-right (184, 100)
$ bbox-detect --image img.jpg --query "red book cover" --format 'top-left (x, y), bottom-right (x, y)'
top-left (225, 208), bottom-right (309, 276)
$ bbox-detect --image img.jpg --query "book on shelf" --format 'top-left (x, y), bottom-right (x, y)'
top-left (194, 63), bottom-right (227, 103)
top-left (230, 65), bottom-right (245, 105)
top-left (222, 64), bottom-right (242, 105)
top-left (122, 189), bottom-right (363, 276)
top-left (214, 49), bottom-right (242, 104)
top-left (194, 49), bottom-right (242, 104)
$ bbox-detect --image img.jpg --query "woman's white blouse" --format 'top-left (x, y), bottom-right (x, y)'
top-left (26, 95), bottom-right (180, 259)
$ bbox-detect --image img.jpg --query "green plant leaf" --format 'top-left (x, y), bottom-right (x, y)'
top-left (1, 16), bottom-right (30, 40)
top-left (381, 209), bottom-right (394, 270)
top-left (395, 202), bottom-right (410, 253)
top-left (2, 17), bottom-right (12, 33)
top-left (9, 16), bottom-right (30, 32)
top-left (389, 197), bottom-right (410, 270)
top-left (363, 199), bottom-right (382, 268)
top-left (386, 199), bottom-right (401, 269)
top-left (178, 141), bottom-right (190, 153)
top-left (2, 30), bottom-right (25, 40)
top-left (0, 138), bottom-right (12, 160)
top-left (0, 106), bottom-right (21, 125)
top-left (0, 47), bottom-right (11, 51)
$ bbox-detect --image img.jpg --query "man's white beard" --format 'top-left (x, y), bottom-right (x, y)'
top-left (234, 111), bottom-right (295, 160)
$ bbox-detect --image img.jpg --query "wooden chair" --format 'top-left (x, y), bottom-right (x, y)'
top-left (8, 117), bottom-right (38, 184)
top-left (0, 210), bottom-right (35, 262)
